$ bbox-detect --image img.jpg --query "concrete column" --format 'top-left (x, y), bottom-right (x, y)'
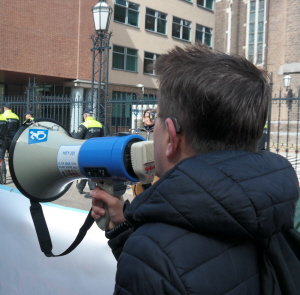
top-left (70, 87), bottom-right (84, 135)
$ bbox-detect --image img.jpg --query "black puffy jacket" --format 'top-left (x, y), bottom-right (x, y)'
top-left (110, 151), bottom-right (300, 295)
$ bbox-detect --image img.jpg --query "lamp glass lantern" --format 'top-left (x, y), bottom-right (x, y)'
top-left (283, 73), bottom-right (292, 89)
top-left (93, 0), bottom-right (112, 32)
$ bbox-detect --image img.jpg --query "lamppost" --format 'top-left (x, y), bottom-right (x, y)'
top-left (136, 84), bottom-right (144, 99)
top-left (91, 0), bottom-right (113, 135)
top-left (283, 73), bottom-right (293, 109)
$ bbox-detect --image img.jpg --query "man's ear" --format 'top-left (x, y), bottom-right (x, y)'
top-left (165, 118), bottom-right (180, 158)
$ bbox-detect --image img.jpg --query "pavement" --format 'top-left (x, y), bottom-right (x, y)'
top-left (2, 159), bottom-right (134, 212)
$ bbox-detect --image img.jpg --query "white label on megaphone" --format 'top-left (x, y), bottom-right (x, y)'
top-left (57, 145), bottom-right (83, 178)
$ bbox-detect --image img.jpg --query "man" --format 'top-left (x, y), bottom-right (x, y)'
top-left (0, 113), bottom-right (7, 184)
top-left (91, 44), bottom-right (300, 294)
top-left (3, 103), bottom-right (19, 183)
top-left (75, 107), bottom-right (103, 198)
top-left (23, 110), bottom-right (34, 124)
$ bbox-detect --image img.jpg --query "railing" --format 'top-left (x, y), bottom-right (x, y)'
top-left (1, 94), bottom-right (157, 136)
top-left (267, 89), bottom-right (300, 177)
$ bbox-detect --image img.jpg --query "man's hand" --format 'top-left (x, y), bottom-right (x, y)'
top-left (91, 186), bottom-right (126, 230)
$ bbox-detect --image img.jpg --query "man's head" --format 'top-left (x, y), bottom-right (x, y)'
top-left (24, 111), bottom-right (33, 120)
top-left (142, 109), bottom-right (156, 127)
top-left (4, 103), bottom-right (11, 111)
top-left (153, 43), bottom-right (271, 176)
top-left (83, 108), bottom-right (93, 120)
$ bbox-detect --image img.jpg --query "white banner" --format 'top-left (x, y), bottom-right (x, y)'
top-left (0, 187), bottom-right (116, 295)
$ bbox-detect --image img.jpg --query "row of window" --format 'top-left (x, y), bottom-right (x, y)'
top-left (114, 0), bottom-right (213, 45)
top-left (112, 46), bottom-right (160, 74)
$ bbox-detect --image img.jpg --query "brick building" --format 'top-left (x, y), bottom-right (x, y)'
top-left (215, 0), bottom-right (300, 96)
top-left (0, 0), bottom-right (215, 100)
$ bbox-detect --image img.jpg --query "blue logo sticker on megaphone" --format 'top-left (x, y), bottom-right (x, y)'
top-left (28, 129), bottom-right (49, 144)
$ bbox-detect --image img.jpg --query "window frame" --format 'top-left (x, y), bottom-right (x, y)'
top-left (195, 24), bottom-right (213, 47)
top-left (145, 7), bottom-right (168, 35)
top-left (172, 16), bottom-right (191, 42)
top-left (114, 0), bottom-right (140, 27)
top-left (143, 51), bottom-right (160, 75)
top-left (112, 45), bottom-right (138, 73)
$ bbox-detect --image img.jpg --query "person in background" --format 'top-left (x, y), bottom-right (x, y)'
top-left (23, 110), bottom-right (34, 124)
top-left (133, 109), bottom-right (156, 140)
top-left (3, 103), bottom-right (19, 183)
top-left (0, 113), bottom-right (7, 184)
top-left (75, 108), bottom-right (104, 198)
top-left (90, 43), bottom-right (300, 294)
top-left (132, 108), bottom-right (158, 197)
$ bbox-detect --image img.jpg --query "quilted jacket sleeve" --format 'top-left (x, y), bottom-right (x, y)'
top-left (113, 224), bottom-right (187, 295)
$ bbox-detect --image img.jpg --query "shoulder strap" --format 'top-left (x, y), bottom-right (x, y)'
top-left (30, 200), bottom-right (95, 257)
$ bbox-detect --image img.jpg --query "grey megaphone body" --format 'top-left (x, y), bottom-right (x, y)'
top-left (9, 118), bottom-right (155, 230)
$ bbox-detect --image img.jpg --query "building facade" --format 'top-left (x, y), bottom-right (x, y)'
top-left (0, 0), bottom-right (215, 101)
top-left (215, 0), bottom-right (300, 96)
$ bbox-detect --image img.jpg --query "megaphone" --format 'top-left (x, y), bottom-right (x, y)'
top-left (9, 118), bottom-right (155, 229)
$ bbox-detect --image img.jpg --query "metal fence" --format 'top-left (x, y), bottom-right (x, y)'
top-left (3, 90), bottom-right (300, 175)
top-left (1, 94), bottom-right (157, 136)
top-left (267, 89), bottom-right (300, 176)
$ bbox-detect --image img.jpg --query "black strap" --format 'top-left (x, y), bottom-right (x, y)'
top-left (30, 200), bottom-right (95, 257)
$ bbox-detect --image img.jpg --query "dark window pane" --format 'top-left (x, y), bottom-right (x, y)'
top-left (128, 10), bottom-right (138, 26)
top-left (197, 0), bottom-right (204, 6)
top-left (182, 26), bottom-right (190, 40)
top-left (113, 53), bottom-right (124, 69)
top-left (173, 17), bottom-right (181, 24)
top-left (157, 19), bottom-right (166, 34)
top-left (206, 0), bottom-right (213, 9)
top-left (172, 23), bottom-right (181, 38)
top-left (196, 30), bottom-right (203, 42)
top-left (126, 56), bottom-right (137, 71)
top-left (114, 5), bottom-right (126, 23)
top-left (145, 15), bottom-right (155, 31)
top-left (196, 24), bottom-right (202, 31)
top-left (113, 45), bottom-right (124, 53)
top-left (144, 59), bottom-right (153, 74)
top-left (145, 52), bottom-right (154, 59)
top-left (116, 0), bottom-right (126, 6)
top-left (127, 48), bottom-right (137, 56)
top-left (129, 2), bottom-right (139, 11)
top-left (158, 12), bottom-right (167, 20)
top-left (204, 33), bottom-right (211, 46)
top-left (146, 8), bottom-right (155, 16)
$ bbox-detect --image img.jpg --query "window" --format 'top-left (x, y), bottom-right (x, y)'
top-left (197, 0), bottom-right (214, 10)
top-left (145, 8), bottom-right (167, 34)
top-left (195, 24), bottom-right (212, 47)
top-left (112, 91), bottom-right (136, 126)
top-left (144, 52), bottom-right (160, 75)
top-left (114, 0), bottom-right (139, 27)
top-left (172, 17), bottom-right (191, 41)
top-left (112, 45), bottom-right (138, 72)
top-left (248, 0), bottom-right (265, 64)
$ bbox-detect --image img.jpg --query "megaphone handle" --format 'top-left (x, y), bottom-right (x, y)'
top-left (95, 180), bottom-right (127, 231)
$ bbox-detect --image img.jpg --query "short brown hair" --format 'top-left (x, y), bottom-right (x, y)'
top-left (155, 43), bottom-right (271, 153)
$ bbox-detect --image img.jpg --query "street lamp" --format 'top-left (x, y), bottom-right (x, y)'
top-left (91, 0), bottom-right (113, 135)
top-left (136, 84), bottom-right (144, 99)
top-left (283, 73), bottom-right (292, 90)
